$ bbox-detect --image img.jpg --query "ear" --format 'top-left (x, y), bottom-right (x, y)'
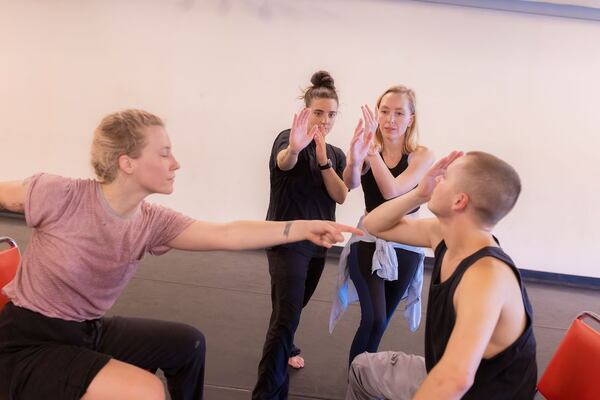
top-left (118, 154), bottom-right (135, 175)
top-left (408, 113), bottom-right (415, 127)
top-left (452, 192), bottom-right (469, 211)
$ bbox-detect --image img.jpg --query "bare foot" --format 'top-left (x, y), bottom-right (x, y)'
top-left (288, 355), bottom-right (305, 369)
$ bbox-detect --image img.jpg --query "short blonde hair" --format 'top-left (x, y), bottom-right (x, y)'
top-left (91, 109), bottom-right (163, 183)
top-left (375, 85), bottom-right (419, 154)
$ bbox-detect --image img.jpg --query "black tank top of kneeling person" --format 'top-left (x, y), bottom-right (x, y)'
top-left (266, 129), bottom-right (346, 257)
top-left (361, 153), bottom-right (419, 214)
top-left (425, 241), bottom-right (538, 400)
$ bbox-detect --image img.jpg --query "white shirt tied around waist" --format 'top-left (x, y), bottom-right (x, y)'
top-left (329, 215), bottom-right (425, 334)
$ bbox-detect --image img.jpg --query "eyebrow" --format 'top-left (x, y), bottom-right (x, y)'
top-left (380, 106), bottom-right (405, 111)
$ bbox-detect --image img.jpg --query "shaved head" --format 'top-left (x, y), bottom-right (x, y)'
top-left (456, 152), bottom-right (521, 226)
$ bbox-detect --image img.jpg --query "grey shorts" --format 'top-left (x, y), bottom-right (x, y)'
top-left (346, 351), bottom-right (427, 400)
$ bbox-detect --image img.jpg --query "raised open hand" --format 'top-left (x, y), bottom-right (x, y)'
top-left (348, 118), bottom-right (374, 166)
top-left (415, 150), bottom-right (464, 199)
top-left (289, 108), bottom-right (316, 154)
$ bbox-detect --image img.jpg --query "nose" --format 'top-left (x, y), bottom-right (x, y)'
top-left (171, 155), bottom-right (181, 170)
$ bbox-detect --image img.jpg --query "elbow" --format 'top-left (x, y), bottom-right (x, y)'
top-left (336, 189), bottom-right (349, 205)
top-left (446, 370), bottom-right (474, 395)
top-left (362, 215), bottom-right (377, 236)
top-left (381, 187), bottom-right (401, 201)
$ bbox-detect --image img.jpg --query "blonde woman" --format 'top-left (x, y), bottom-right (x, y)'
top-left (0, 109), bottom-right (360, 400)
top-left (331, 86), bottom-right (434, 365)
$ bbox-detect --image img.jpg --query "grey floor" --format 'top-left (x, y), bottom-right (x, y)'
top-left (1, 217), bottom-right (599, 399)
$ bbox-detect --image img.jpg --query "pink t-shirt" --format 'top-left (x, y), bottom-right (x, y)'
top-left (2, 173), bottom-right (194, 321)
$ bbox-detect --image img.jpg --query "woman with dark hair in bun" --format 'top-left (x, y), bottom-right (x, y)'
top-left (253, 71), bottom-right (348, 399)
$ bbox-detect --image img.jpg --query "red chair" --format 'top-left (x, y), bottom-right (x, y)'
top-left (0, 236), bottom-right (20, 309)
top-left (537, 311), bottom-right (600, 399)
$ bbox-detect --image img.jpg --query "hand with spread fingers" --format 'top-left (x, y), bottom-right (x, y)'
top-left (415, 150), bottom-right (464, 199)
top-left (288, 108), bottom-right (317, 155)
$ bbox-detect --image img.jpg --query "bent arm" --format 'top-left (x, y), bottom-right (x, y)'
top-left (363, 190), bottom-right (440, 248)
top-left (276, 147), bottom-right (300, 171)
top-left (0, 179), bottom-right (30, 213)
top-left (342, 161), bottom-right (363, 190)
top-left (368, 147), bottom-right (434, 199)
top-left (321, 168), bottom-right (348, 204)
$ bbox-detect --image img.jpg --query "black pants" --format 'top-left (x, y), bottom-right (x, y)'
top-left (0, 302), bottom-right (206, 400)
top-left (348, 241), bottom-right (421, 365)
top-left (253, 247), bottom-right (325, 400)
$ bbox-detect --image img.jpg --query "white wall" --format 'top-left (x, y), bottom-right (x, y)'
top-left (1, 0), bottom-right (599, 278)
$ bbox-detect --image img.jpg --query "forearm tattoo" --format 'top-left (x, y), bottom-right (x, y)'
top-left (283, 221), bottom-right (293, 238)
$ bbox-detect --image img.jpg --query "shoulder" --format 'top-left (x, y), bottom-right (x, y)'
top-left (407, 146), bottom-right (434, 164)
top-left (459, 254), bottom-right (517, 297)
top-left (28, 173), bottom-right (82, 195)
top-left (274, 129), bottom-right (290, 142)
top-left (328, 143), bottom-right (345, 157)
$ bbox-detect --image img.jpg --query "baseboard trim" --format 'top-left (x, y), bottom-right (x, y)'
top-left (328, 245), bottom-right (599, 289)
top-left (2, 214), bottom-right (598, 289)
top-left (0, 211), bottom-right (25, 220)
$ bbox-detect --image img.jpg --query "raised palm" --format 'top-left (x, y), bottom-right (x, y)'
top-left (289, 108), bottom-right (317, 153)
top-left (416, 151), bottom-right (464, 198)
top-left (349, 105), bottom-right (377, 165)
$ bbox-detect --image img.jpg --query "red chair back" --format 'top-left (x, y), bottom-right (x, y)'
top-left (0, 237), bottom-right (20, 309)
top-left (537, 311), bottom-right (600, 400)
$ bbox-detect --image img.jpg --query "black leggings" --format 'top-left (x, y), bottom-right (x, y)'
top-left (348, 241), bottom-right (421, 366)
top-left (0, 302), bottom-right (206, 400)
top-left (253, 247), bottom-right (325, 400)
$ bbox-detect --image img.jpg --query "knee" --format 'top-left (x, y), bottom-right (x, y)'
top-left (348, 354), bottom-right (369, 390)
top-left (175, 325), bottom-right (206, 363)
top-left (141, 374), bottom-right (166, 400)
top-left (187, 327), bottom-right (206, 361)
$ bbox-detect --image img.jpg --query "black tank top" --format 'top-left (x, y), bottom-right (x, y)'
top-left (425, 241), bottom-right (537, 399)
top-left (361, 153), bottom-right (419, 213)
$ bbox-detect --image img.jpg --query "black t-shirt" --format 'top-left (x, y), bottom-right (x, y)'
top-left (266, 129), bottom-right (346, 256)
top-left (425, 241), bottom-right (537, 399)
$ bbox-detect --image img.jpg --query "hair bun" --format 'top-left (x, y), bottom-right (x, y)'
top-left (311, 70), bottom-right (335, 90)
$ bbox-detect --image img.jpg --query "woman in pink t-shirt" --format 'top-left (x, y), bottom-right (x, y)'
top-left (0, 109), bottom-right (361, 400)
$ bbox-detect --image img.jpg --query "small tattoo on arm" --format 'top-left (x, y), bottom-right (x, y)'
top-left (283, 221), bottom-right (293, 238)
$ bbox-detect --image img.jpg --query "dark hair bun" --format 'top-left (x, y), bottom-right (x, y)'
top-left (311, 70), bottom-right (335, 90)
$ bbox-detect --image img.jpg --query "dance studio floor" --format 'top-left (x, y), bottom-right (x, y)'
top-left (1, 216), bottom-right (598, 399)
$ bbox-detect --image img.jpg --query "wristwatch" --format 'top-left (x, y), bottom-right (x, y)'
top-left (319, 159), bottom-right (333, 170)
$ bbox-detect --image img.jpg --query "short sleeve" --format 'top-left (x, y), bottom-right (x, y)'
top-left (145, 203), bottom-right (194, 256)
top-left (25, 173), bottom-right (75, 228)
top-left (270, 130), bottom-right (291, 172)
top-left (333, 147), bottom-right (346, 178)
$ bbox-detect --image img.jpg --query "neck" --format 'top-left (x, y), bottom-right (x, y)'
top-left (438, 215), bottom-right (496, 259)
top-left (99, 177), bottom-right (147, 217)
top-left (381, 135), bottom-right (405, 157)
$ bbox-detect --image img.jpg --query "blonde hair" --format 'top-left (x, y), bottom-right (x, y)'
top-left (375, 85), bottom-right (419, 154)
top-left (91, 109), bottom-right (164, 183)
